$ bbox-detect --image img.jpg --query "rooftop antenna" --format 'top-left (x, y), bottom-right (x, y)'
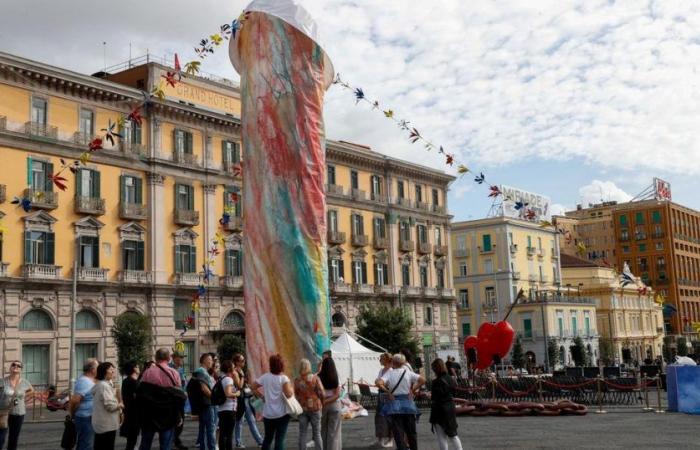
top-left (102, 42), bottom-right (107, 73)
top-left (129, 42), bottom-right (132, 68)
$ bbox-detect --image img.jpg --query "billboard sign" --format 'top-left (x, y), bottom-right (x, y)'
top-left (654, 178), bottom-right (672, 201)
top-left (500, 185), bottom-right (551, 222)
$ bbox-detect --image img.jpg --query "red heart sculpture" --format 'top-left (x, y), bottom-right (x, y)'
top-left (464, 335), bottom-right (478, 350)
top-left (466, 321), bottom-right (516, 370)
top-left (493, 321), bottom-right (515, 358)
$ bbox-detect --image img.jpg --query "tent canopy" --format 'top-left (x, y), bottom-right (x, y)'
top-left (331, 332), bottom-right (383, 390)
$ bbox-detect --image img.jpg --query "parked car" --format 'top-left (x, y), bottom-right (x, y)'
top-left (46, 386), bottom-right (70, 411)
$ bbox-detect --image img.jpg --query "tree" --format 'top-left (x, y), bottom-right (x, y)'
top-left (356, 305), bottom-right (420, 358)
top-left (598, 338), bottom-right (614, 366)
top-left (547, 338), bottom-right (559, 370)
top-left (111, 313), bottom-right (152, 371)
top-left (585, 345), bottom-right (594, 367)
top-left (677, 336), bottom-right (689, 357)
top-left (510, 337), bottom-right (525, 369)
top-left (569, 337), bottom-right (586, 367)
top-left (217, 334), bottom-right (246, 362)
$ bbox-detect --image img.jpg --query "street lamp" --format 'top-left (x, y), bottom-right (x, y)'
top-left (68, 237), bottom-right (79, 394)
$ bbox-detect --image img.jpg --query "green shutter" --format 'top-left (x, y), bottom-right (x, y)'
top-left (174, 184), bottom-right (180, 209)
top-left (383, 264), bottom-right (389, 285)
top-left (135, 177), bottom-right (143, 204)
top-left (24, 231), bottom-right (32, 264)
top-left (119, 176), bottom-right (126, 203)
top-left (224, 249), bottom-right (231, 276)
top-left (173, 129), bottom-right (179, 152)
top-left (136, 241), bottom-right (145, 271)
top-left (373, 263), bottom-right (378, 285)
top-left (185, 132), bottom-right (193, 154)
top-left (652, 211), bottom-right (661, 224)
top-left (483, 234), bottom-right (492, 251)
top-left (462, 323), bottom-right (471, 337)
top-left (45, 162), bottom-right (54, 192)
top-left (188, 185), bottom-right (194, 210)
top-left (27, 157), bottom-right (33, 186)
top-left (76, 169), bottom-right (83, 197)
top-left (45, 232), bottom-right (55, 265)
top-left (222, 141), bottom-right (229, 165)
top-left (635, 212), bottom-right (644, 224)
top-left (175, 245), bottom-right (182, 273)
top-left (92, 170), bottom-right (101, 198)
top-left (234, 142), bottom-right (240, 163)
top-left (620, 215), bottom-right (627, 226)
top-left (190, 246), bottom-right (196, 273)
top-left (361, 262), bottom-right (367, 284)
top-left (93, 237), bottom-right (100, 267)
top-left (338, 259), bottom-right (344, 281)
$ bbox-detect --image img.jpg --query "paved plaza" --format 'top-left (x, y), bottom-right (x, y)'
top-left (18, 408), bottom-right (700, 449)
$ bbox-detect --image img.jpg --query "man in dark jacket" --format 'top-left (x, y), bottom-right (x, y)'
top-left (136, 348), bottom-right (187, 450)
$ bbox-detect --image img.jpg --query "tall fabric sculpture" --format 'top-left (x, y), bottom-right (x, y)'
top-left (230, 0), bottom-right (334, 376)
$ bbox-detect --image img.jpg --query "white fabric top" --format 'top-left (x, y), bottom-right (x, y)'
top-left (91, 381), bottom-right (121, 434)
top-left (257, 373), bottom-right (290, 419)
top-left (380, 369), bottom-right (420, 396)
top-left (219, 376), bottom-right (238, 412)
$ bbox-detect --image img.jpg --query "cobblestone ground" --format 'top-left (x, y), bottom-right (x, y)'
top-left (18, 407), bottom-right (700, 449)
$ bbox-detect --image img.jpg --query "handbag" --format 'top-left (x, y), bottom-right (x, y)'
top-left (380, 370), bottom-right (417, 417)
top-left (283, 394), bottom-right (303, 418)
top-left (61, 415), bottom-right (77, 449)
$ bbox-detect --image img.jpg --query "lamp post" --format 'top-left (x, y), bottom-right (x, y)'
top-left (540, 289), bottom-right (550, 373)
top-left (68, 237), bottom-right (79, 394)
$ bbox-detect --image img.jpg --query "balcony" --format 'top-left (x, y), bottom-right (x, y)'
top-left (331, 282), bottom-right (352, 293)
top-left (439, 287), bottom-right (455, 298)
top-left (24, 121), bottom-right (57, 140)
top-left (373, 236), bottom-right (388, 250)
top-left (635, 233), bottom-right (647, 241)
top-left (0, 263), bottom-right (8, 277)
top-left (432, 204), bottom-right (446, 214)
top-left (78, 267), bottom-right (109, 282)
top-left (370, 192), bottom-right (388, 203)
top-left (351, 189), bottom-right (366, 201)
top-left (174, 273), bottom-right (205, 286)
top-left (512, 271), bottom-right (521, 280)
top-left (118, 270), bottom-right (152, 284)
top-left (223, 216), bottom-right (243, 232)
top-left (327, 230), bottom-right (346, 245)
top-left (398, 239), bottom-right (414, 254)
top-left (551, 249), bottom-right (559, 259)
top-left (353, 284), bottom-right (374, 295)
top-left (656, 327), bottom-right (665, 335)
top-left (540, 275), bottom-right (549, 283)
top-left (174, 208), bottom-right (200, 226)
top-left (619, 235), bottom-right (630, 242)
top-left (422, 287), bottom-right (439, 297)
top-left (434, 245), bottom-right (448, 256)
top-left (401, 286), bottom-right (421, 296)
top-left (652, 231), bottom-right (665, 239)
top-left (0, 184), bottom-right (5, 203)
top-left (220, 275), bottom-right (243, 289)
top-left (23, 189), bottom-right (58, 209)
top-left (326, 184), bottom-right (345, 196)
top-left (537, 248), bottom-right (545, 258)
top-left (351, 234), bottom-right (369, 247)
top-left (528, 274), bottom-right (537, 282)
top-left (375, 285), bottom-right (399, 295)
top-left (417, 242), bottom-right (431, 254)
top-left (526, 246), bottom-right (536, 256)
top-left (73, 132), bottom-right (96, 146)
top-left (121, 142), bottom-right (146, 157)
top-left (510, 244), bottom-right (518, 253)
top-left (119, 202), bottom-right (148, 221)
top-left (454, 248), bottom-right (469, 258)
top-left (22, 264), bottom-right (62, 280)
top-left (479, 246), bottom-right (494, 255)
top-left (173, 151), bottom-right (200, 167)
top-left (417, 201), bottom-right (430, 211)
top-left (75, 196), bottom-right (105, 215)
top-left (397, 197), bottom-right (413, 208)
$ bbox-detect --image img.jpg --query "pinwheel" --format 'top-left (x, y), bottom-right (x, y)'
top-left (524, 209), bottom-right (536, 220)
top-left (383, 110), bottom-right (394, 118)
top-left (515, 201), bottom-right (528, 211)
top-left (488, 185), bottom-right (502, 198)
top-left (539, 220), bottom-right (553, 228)
top-left (127, 105), bottom-right (143, 126)
top-left (474, 173), bottom-right (486, 184)
top-left (48, 173), bottom-right (68, 191)
top-left (162, 71), bottom-right (178, 88)
top-left (408, 128), bottom-right (422, 144)
top-left (184, 61), bottom-right (201, 76)
top-left (89, 138), bottom-right (103, 152)
top-left (576, 241), bottom-right (587, 257)
top-left (11, 196), bottom-right (32, 212)
top-left (101, 120), bottom-right (123, 146)
top-left (354, 88), bottom-right (365, 103)
top-left (219, 212), bottom-right (231, 226)
top-left (445, 154), bottom-right (454, 166)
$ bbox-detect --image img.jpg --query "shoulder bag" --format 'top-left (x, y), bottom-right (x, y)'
top-left (281, 377), bottom-right (303, 418)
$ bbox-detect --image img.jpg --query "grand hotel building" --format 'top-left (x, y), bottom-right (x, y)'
top-left (0, 52), bottom-right (456, 388)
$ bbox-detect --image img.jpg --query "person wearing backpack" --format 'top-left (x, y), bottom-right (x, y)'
top-left (214, 361), bottom-right (240, 450)
top-left (191, 354), bottom-right (216, 450)
top-left (294, 359), bottom-right (324, 450)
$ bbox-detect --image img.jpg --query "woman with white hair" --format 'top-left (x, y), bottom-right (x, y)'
top-left (375, 354), bottom-right (426, 450)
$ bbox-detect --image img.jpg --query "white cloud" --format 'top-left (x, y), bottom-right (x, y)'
top-left (550, 203), bottom-right (568, 217)
top-left (578, 180), bottom-right (632, 208)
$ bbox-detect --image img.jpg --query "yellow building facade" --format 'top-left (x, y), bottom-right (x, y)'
top-left (0, 52), bottom-right (456, 388)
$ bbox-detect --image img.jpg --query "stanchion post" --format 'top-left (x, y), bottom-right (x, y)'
top-left (642, 376), bottom-right (653, 412)
top-left (537, 377), bottom-right (543, 403)
top-left (491, 378), bottom-right (496, 402)
top-left (654, 376), bottom-right (665, 414)
top-left (595, 376), bottom-right (607, 414)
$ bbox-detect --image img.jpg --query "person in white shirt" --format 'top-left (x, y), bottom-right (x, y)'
top-left (251, 354), bottom-right (294, 450)
top-left (373, 353), bottom-right (394, 448)
top-left (375, 354), bottom-right (425, 450)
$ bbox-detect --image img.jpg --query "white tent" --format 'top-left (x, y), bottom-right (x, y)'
top-left (331, 332), bottom-right (383, 392)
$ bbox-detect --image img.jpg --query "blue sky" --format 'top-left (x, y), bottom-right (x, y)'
top-left (1, 0), bottom-right (699, 219)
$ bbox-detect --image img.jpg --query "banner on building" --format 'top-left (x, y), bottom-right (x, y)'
top-left (500, 185), bottom-right (551, 222)
top-left (654, 178), bottom-right (672, 201)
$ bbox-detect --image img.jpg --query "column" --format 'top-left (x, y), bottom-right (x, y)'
top-left (148, 173), bottom-right (167, 284)
top-left (151, 118), bottom-right (162, 159)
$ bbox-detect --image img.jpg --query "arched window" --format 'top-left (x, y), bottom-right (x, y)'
top-left (222, 311), bottom-right (245, 331)
top-left (76, 310), bottom-right (101, 330)
top-left (20, 309), bottom-right (53, 331)
top-left (332, 312), bottom-right (347, 328)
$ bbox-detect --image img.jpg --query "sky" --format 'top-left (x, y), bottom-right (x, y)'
top-left (2, 0), bottom-right (700, 220)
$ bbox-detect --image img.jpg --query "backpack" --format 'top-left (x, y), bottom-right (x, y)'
top-left (186, 376), bottom-right (210, 415)
top-left (210, 379), bottom-right (227, 406)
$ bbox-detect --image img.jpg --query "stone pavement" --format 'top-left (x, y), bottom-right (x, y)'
top-left (19, 409), bottom-right (700, 449)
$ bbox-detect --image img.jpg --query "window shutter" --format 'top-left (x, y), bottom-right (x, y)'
top-left (119, 176), bottom-right (126, 203)
top-left (175, 245), bottom-right (182, 273)
top-left (45, 162), bottom-right (54, 192)
top-left (24, 231), bottom-right (32, 264)
top-left (27, 157), bottom-right (33, 186)
top-left (373, 263), bottom-right (378, 285)
top-left (185, 132), bottom-right (193, 154)
top-left (188, 185), bottom-right (194, 210)
top-left (93, 237), bottom-right (100, 267)
top-left (190, 246), bottom-right (197, 273)
top-left (234, 142), bottom-right (240, 163)
top-left (383, 264), bottom-right (389, 285)
top-left (135, 177), bottom-right (143, 204)
top-left (359, 216), bottom-right (364, 235)
top-left (224, 250), bottom-right (231, 276)
top-left (45, 232), bottom-right (55, 265)
top-left (352, 262), bottom-right (357, 284)
top-left (173, 129), bottom-right (179, 153)
top-left (92, 170), bottom-right (101, 198)
top-left (222, 141), bottom-right (229, 165)
top-left (76, 168), bottom-right (83, 197)
top-left (338, 259), bottom-right (345, 281)
top-left (174, 184), bottom-right (180, 209)
top-left (362, 262), bottom-right (368, 284)
top-left (136, 241), bottom-right (145, 271)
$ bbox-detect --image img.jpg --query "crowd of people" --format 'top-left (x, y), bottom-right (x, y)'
top-left (0, 347), bottom-right (465, 450)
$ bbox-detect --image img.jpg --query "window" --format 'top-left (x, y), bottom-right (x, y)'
top-left (432, 188), bottom-right (439, 206)
top-left (79, 236), bottom-right (99, 268)
top-left (31, 97), bottom-right (47, 124)
top-left (24, 231), bottom-right (55, 265)
top-left (419, 266), bottom-right (428, 287)
top-left (225, 186), bottom-right (242, 217)
top-left (652, 211), bottom-right (661, 224)
top-left (0, 231), bottom-right (3, 262)
top-left (352, 261), bottom-right (367, 284)
top-left (79, 109), bottom-right (94, 136)
top-left (329, 259), bottom-right (344, 283)
top-left (327, 165), bottom-right (336, 185)
top-left (401, 264), bottom-right (410, 286)
top-left (415, 185), bottom-right (423, 203)
top-left (621, 229), bottom-right (630, 241)
top-left (485, 286), bottom-right (496, 306)
top-left (440, 305), bottom-right (448, 325)
top-left (537, 237), bottom-right (542, 250)
top-left (622, 245), bottom-right (630, 253)
top-left (175, 245), bottom-right (196, 273)
top-left (523, 318), bottom-right (533, 338)
top-left (328, 210), bottom-right (338, 233)
top-left (21, 309), bottom-right (53, 330)
top-left (417, 225), bottom-right (427, 244)
top-left (182, 341), bottom-right (195, 375)
top-left (424, 306), bottom-right (433, 326)
top-left (28, 158), bottom-right (53, 193)
top-left (482, 234), bottom-right (492, 252)
top-left (174, 299), bottom-right (194, 330)
top-left (225, 249), bottom-right (243, 276)
top-left (399, 221), bottom-right (411, 241)
top-left (74, 343), bottom-right (98, 379)
top-left (434, 228), bottom-right (442, 246)
top-left (174, 129), bottom-right (193, 154)
top-left (77, 168), bottom-right (100, 198)
top-left (539, 266), bottom-right (543, 282)
top-left (175, 184), bottom-right (195, 210)
top-left (23, 344), bottom-right (49, 385)
top-left (635, 212), bottom-right (644, 224)
top-left (130, 122), bottom-right (142, 145)
top-left (484, 259), bottom-right (493, 274)
top-left (638, 243), bottom-right (647, 252)
top-left (571, 314), bottom-right (578, 337)
top-left (122, 240), bottom-right (145, 271)
top-left (374, 263), bottom-right (388, 286)
top-left (373, 217), bottom-right (386, 239)
top-left (397, 180), bottom-right (405, 199)
top-left (75, 309), bottom-right (101, 330)
top-left (332, 312), bottom-right (346, 327)
top-left (459, 289), bottom-right (469, 309)
top-left (456, 235), bottom-right (466, 251)
top-left (120, 175), bottom-right (143, 204)
top-left (459, 263), bottom-right (467, 277)
top-left (462, 323), bottom-right (471, 338)
top-left (222, 141), bottom-right (240, 165)
top-left (584, 312), bottom-right (591, 336)
top-left (557, 311), bottom-right (564, 337)
top-left (350, 170), bottom-right (358, 190)
top-left (371, 175), bottom-right (382, 196)
top-left (620, 215), bottom-right (628, 226)
top-left (351, 214), bottom-right (364, 236)
top-left (436, 267), bottom-right (444, 288)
